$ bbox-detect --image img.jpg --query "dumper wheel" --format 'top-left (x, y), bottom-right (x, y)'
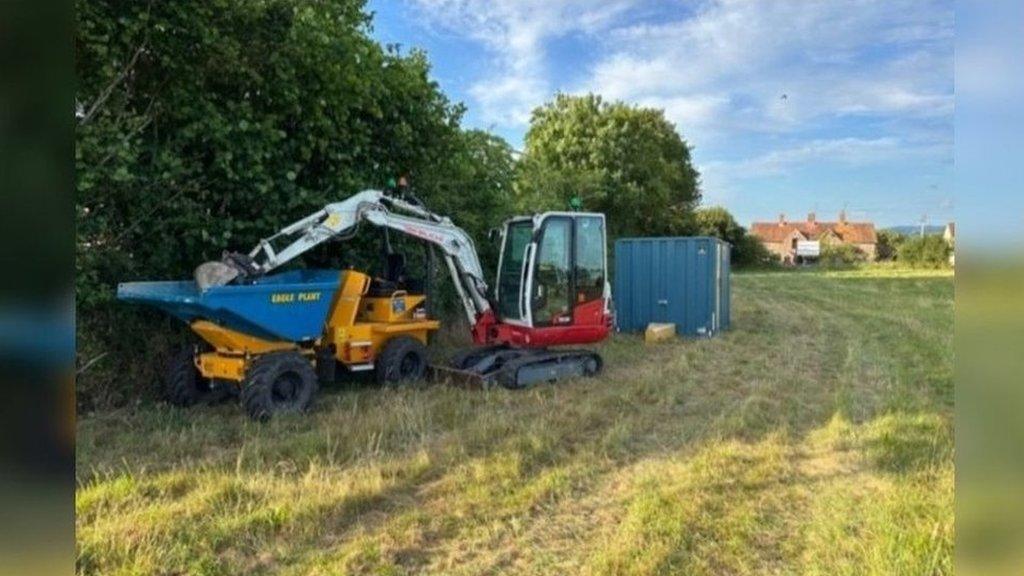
top-left (165, 346), bottom-right (214, 407)
top-left (242, 352), bottom-right (317, 421)
top-left (376, 336), bottom-right (427, 386)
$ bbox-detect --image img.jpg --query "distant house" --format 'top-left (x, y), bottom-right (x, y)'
top-left (750, 211), bottom-right (878, 264)
top-left (944, 222), bottom-right (955, 266)
top-left (943, 222), bottom-right (955, 245)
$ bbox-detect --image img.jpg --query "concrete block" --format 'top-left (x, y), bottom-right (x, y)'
top-left (644, 322), bottom-right (676, 343)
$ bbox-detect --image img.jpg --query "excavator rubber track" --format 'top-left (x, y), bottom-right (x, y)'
top-left (432, 345), bottom-right (603, 389)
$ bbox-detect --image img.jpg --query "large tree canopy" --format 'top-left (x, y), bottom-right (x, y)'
top-left (75, 0), bottom-right (515, 308)
top-left (516, 94), bottom-right (701, 239)
top-left (75, 0), bottom-right (518, 404)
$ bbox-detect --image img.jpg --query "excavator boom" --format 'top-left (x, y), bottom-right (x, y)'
top-left (195, 189), bottom-right (491, 326)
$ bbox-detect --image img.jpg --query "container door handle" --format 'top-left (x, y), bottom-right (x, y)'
top-left (657, 299), bottom-right (669, 305)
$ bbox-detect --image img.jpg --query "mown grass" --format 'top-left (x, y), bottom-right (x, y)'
top-left (76, 268), bottom-right (954, 575)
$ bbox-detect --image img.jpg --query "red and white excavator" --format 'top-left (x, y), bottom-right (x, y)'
top-left (194, 184), bottom-right (613, 389)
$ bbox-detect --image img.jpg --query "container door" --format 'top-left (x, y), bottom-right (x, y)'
top-left (694, 239), bottom-right (712, 336)
top-left (659, 239), bottom-right (678, 327)
top-left (614, 240), bottom-right (644, 332)
top-left (722, 243), bottom-right (731, 329)
top-left (714, 242), bottom-right (722, 334)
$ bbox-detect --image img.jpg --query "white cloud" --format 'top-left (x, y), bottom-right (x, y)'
top-left (635, 94), bottom-right (731, 130)
top-left (411, 0), bottom-right (637, 126)
top-left (710, 137), bottom-right (907, 179)
top-left (582, 0), bottom-right (954, 139)
top-left (467, 74), bottom-right (547, 126)
top-left (698, 135), bottom-right (950, 207)
top-left (405, 0), bottom-right (954, 211)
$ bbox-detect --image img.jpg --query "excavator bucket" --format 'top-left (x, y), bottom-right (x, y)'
top-left (427, 364), bottom-right (493, 389)
top-left (194, 251), bottom-right (262, 291)
top-left (194, 260), bottom-right (240, 291)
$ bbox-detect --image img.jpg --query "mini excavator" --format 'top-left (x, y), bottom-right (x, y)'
top-left (119, 184), bottom-right (612, 419)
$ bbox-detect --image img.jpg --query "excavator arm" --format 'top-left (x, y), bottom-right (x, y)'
top-left (194, 189), bottom-right (492, 325)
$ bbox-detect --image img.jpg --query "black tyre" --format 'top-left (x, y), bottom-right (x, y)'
top-left (241, 351), bottom-right (318, 421)
top-left (376, 336), bottom-right (428, 386)
top-left (165, 346), bottom-right (214, 407)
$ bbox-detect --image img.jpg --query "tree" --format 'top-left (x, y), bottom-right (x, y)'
top-left (414, 130), bottom-right (517, 271)
top-left (692, 207), bottom-right (744, 243)
top-left (897, 235), bottom-right (951, 268)
top-left (516, 94), bottom-right (701, 240)
top-left (819, 243), bottom-right (865, 269)
top-left (691, 206), bottom-right (773, 267)
top-left (876, 229), bottom-right (905, 261)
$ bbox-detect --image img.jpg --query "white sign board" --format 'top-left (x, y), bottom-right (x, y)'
top-left (796, 240), bottom-right (820, 257)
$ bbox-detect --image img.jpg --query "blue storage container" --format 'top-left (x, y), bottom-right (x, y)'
top-left (614, 237), bottom-right (731, 337)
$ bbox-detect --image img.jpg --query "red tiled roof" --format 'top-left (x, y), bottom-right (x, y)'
top-left (751, 221), bottom-right (877, 244)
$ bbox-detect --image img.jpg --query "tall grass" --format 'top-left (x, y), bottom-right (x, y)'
top-left (77, 270), bottom-right (953, 575)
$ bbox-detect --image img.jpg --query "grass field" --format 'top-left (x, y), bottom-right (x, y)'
top-left (76, 269), bottom-right (954, 575)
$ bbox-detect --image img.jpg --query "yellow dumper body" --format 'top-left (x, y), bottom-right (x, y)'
top-left (193, 270), bottom-right (438, 382)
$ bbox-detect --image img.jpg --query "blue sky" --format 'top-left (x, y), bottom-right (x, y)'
top-left (369, 0), bottom-right (954, 228)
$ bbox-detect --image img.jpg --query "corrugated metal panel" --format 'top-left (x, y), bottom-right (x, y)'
top-left (613, 237), bottom-right (731, 337)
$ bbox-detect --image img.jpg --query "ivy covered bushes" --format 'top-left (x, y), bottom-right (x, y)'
top-left (75, 0), bottom-right (516, 405)
top-left (76, 0), bottom-right (505, 308)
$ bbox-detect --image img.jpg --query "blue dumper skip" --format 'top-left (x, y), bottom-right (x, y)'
top-left (117, 269), bottom-right (342, 342)
top-left (614, 237), bottom-right (731, 337)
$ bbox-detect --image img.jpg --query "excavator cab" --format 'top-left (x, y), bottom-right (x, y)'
top-left (490, 212), bottom-right (611, 347)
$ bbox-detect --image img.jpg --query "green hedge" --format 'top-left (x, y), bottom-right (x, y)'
top-left (897, 235), bottom-right (952, 269)
top-left (75, 0), bottom-right (516, 407)
top-left (819, 243), bottom-right (866, 269)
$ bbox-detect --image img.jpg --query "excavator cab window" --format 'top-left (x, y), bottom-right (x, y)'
top-left (574, 216), bottom-right (605, 304)
top-left (531, 217), bottom-right (573, 326)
